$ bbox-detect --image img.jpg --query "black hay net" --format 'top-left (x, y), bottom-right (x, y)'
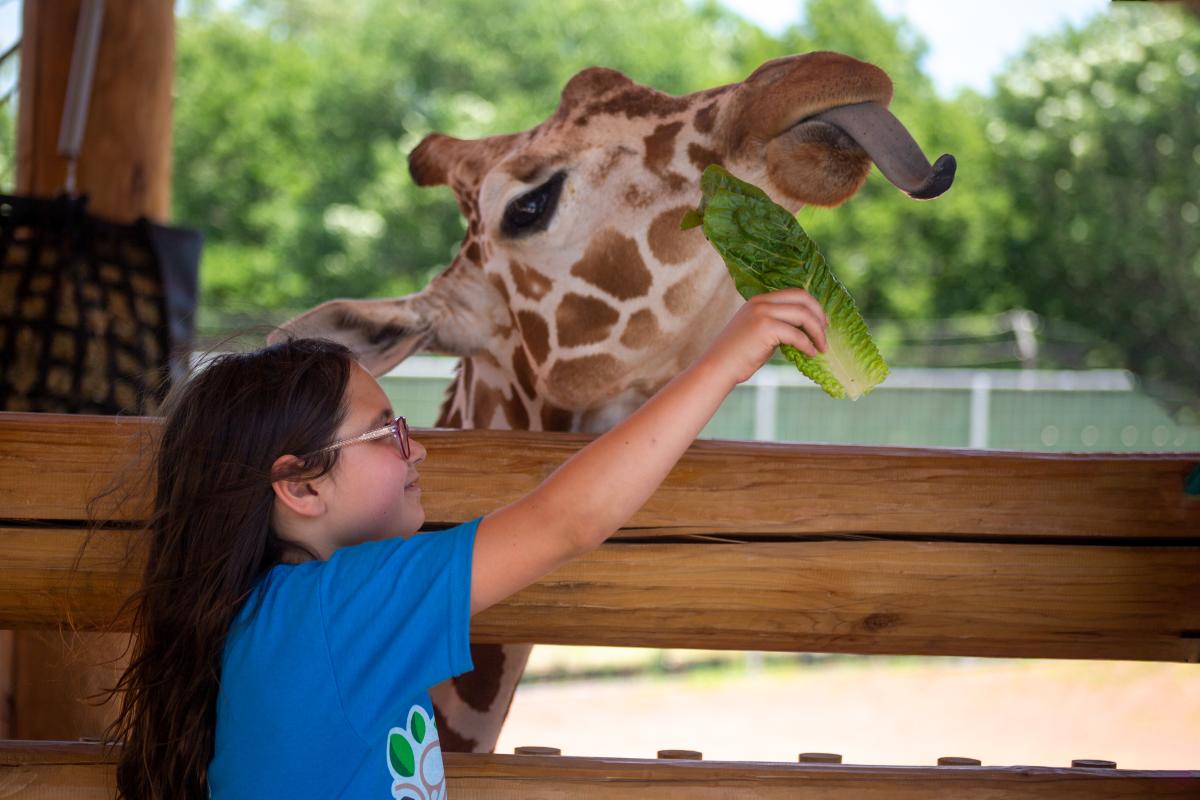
top-left (0, 193), bottom-right (201, 416)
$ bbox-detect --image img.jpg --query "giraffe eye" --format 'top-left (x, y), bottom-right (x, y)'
top-left (501, 171), bottom-right (566, 238)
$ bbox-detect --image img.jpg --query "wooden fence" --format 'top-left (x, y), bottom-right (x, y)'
top-left (1, 410), bottom-right (1198, 796)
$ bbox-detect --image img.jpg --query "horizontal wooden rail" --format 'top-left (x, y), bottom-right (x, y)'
top-left (4, 527), bottom-right (1198, 661)
top-left (1, 741), bottom-right (1197, 798)
top-left (2, 412), bottom-right (1199, 539)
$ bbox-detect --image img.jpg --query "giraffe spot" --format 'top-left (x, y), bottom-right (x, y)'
top-left (556, 293), bottom-right (621, 348)
top-left (586, 86), bottom-right (691, 119)
top-left (664, 269), bottom-right (704, 316)
top-left (548, 353), bottom-right (625, 409)
top-left (647, 205), bottom-right (704, 266)
top-left (452, 644), bottom-right (509, 713)
top-left (501, 388), bottom-right (530, 429)
top-left (472, 382), bottom-right (501, 428)
top-left (512, 344), bottom-right (537, 398)
top-left (439, 403), bottom-right (463, 429)
top-left (434, 720), bottom-right (477, 754)
top-left (693, 101), bottom-right (719, 133)
top-left (487, 274), bottom-right (516, 338)
top-left (488, 272), bottom-right (511, 305)
top-left (511, 260), bottom-right (552, 301)
top-left (516, 310), bottom-right (551, 366)
top-left (465, 241), bottom-right (481, 264)
top-left (620, 308), bottom-right (664, 350)
top-left (643, 121), bottom-right (683, 177)
top-left (593, 145), bottom-right (636, 182)
top-left (623, 183), bottom-right (654, 209)
top-left (475, 349), bottom-right (504, 370)
top-left (687, 142), bottom-right (723, 173)
top-left (569, 229), bottom-right (652, 301)
top-left (540, 401), bottom-right (574, 431)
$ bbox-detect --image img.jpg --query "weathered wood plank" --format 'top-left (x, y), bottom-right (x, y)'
top-left (2, 412), bottom-right (1198, 539)
top-left (4, 527), bottom-right (1197, 661)
top-left (0, 741), bottom-right (1197, 799)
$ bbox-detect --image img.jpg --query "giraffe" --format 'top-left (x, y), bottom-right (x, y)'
top-left (272, 51), bottom-right (955, 752)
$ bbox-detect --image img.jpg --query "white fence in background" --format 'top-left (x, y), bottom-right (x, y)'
top-left (386, 356), bottom-right (1139, 451)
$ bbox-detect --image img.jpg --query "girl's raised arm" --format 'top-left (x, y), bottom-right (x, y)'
top-left (469, 288), bottom-right (829, 616)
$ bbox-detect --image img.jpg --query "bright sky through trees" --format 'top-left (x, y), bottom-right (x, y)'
top-left (712, 0), bottom-right (1109, 95)
top-left (0, 0), bottom-right (1110, 99)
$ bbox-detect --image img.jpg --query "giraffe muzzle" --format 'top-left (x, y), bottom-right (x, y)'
top-left (806, 101), bottom-right (956, 200)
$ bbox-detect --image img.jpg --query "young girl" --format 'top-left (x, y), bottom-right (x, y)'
top-left (107, 287), bottom-right (828, 799)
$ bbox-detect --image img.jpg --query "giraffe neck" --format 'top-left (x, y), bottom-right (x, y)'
top-left (435, 353), bottom-right (669, 435)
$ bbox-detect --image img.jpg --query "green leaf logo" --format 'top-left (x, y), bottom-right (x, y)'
top-left (409, 708), bottom-right (426, 744)
top-left (388, 730), bottom-right (416, 778)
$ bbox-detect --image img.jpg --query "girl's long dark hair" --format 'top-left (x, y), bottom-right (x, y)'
top-left (103, 337), bottom-right (355, 799)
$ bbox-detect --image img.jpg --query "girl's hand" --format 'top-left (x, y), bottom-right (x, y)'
top-left (698, 288), bottom-right (830, 387)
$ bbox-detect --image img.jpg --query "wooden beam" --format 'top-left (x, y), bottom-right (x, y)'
top-left (4, 527), bottom-right (1198, 662)
top-left (0, 741), bottom-right (1197, 798)
top-left (2, 413), bottom-right (1198, 539)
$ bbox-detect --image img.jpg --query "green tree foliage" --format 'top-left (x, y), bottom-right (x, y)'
top-left (989, 5), bottom-right (1199, 408)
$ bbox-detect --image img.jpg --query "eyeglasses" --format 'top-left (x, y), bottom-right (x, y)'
top-left (308, 415), bottom-right (410, 460)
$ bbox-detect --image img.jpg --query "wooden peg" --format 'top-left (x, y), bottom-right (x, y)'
top-left (798, 752), bottom-right (843, 763)
top-left (657, 749), bottom-right (702, 760)
top-left (937, 757), bottom-right (981, 766)
top-left (514, 746), bottom-right (561, 756)
top-left (1072, 759), bottom-right (1117, 768)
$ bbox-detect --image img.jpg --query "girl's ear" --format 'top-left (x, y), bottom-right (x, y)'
top-left (270, 455), bottom-right (327, 518)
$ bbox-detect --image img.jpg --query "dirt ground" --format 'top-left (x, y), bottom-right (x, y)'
top-left (494, 649), bottom-right (1200, 769)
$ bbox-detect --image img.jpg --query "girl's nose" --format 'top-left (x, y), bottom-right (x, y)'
top-left (408, 437), bottom-right (427, 464)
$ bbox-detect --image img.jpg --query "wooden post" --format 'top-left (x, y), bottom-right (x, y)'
top-left (1, 0), bottom-right (174, 741)
top-left (16, 0), bottom-right (173, 219)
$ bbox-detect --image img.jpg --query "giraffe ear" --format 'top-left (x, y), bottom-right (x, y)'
top-left (268, 262), bottom-right (510, 377)
top-left (409, 131), bottom-right (521, 188)
top-left (409, 133), bottom-right (463, 187)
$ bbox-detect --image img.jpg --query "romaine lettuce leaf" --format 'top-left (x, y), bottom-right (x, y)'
top-left (684, 165), bottom-right (889, 400)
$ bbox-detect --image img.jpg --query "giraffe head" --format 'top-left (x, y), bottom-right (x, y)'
top-left (273, 51), bottom-right (953, 430)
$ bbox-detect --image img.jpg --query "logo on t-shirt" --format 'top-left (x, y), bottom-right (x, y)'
top-left (386, 705), bottom-right (445, 800)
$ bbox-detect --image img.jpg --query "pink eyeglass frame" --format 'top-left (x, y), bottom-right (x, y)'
top-left (309, 415), bottom-right (410, 460)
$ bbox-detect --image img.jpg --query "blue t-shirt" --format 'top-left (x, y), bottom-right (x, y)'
top-left (208, 518), bottom-right (479, 799)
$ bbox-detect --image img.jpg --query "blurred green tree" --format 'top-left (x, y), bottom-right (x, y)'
top-left (989, 4), bottom-right (1199, 410)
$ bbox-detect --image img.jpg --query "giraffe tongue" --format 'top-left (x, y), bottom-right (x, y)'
top-left (808, 101), bottom-right (956, 200)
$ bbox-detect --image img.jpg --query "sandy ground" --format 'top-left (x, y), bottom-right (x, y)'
top-left (494, 649), bottom-right (1200, 769)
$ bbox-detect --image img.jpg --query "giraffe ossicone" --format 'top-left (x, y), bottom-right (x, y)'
top-left (272, 50), bottom-right (955, 753)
